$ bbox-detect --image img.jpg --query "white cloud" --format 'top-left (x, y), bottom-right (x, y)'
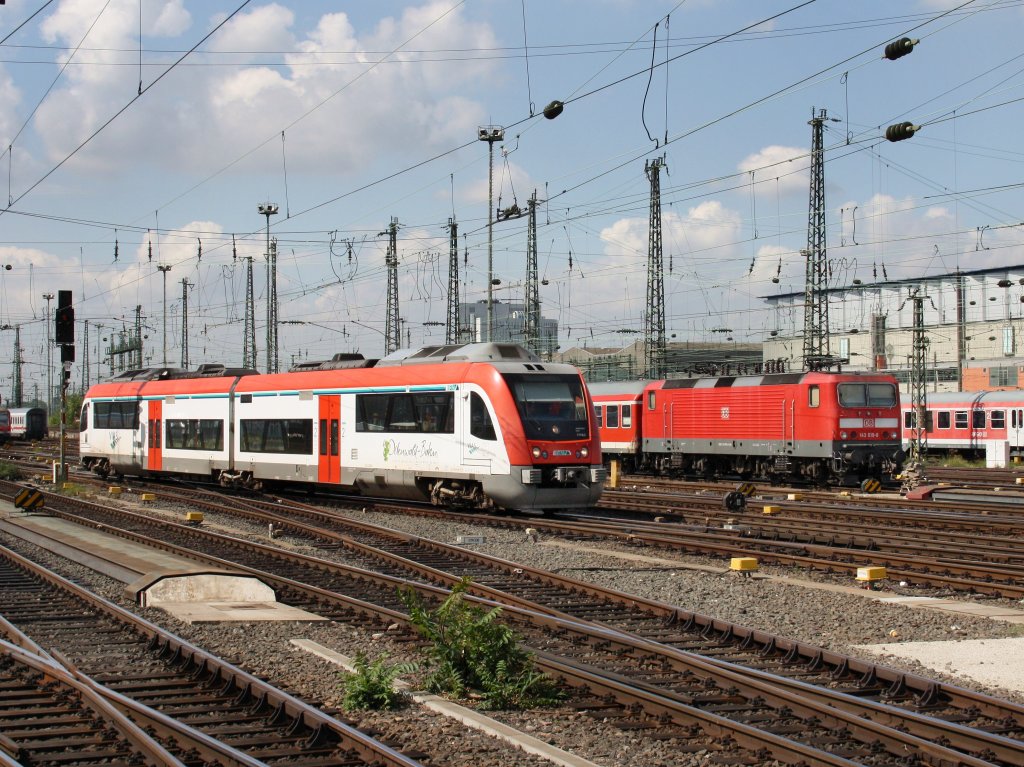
top-left (29, 2), bottom-right (499, 177)
top-left (738, 145), bottom-right (808, 196)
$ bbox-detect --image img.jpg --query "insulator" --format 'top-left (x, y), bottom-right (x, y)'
top-left (998, 278), bottom-right (1012, 288)
top-left (884, 37), bottom-right (917, 61)
top-left (542, 100), bottom-right (564, 120)
top-left (885, 121), bottom-right (918, 142)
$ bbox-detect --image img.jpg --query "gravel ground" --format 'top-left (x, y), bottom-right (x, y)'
top-left (3, 491), bottom-right (1024, 767)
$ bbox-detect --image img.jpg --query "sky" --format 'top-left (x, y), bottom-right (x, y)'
top-left (1, 0), bottom-right (1023, 398)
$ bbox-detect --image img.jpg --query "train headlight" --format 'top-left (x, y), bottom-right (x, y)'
top-left (542, 450), bottom-right (548, 459)
top-left (840, 431), bottom-right (848, 440)
top-left (532, 446), bottom-right (542, 459)
top-left (579, 447), bottom-right (589, 458)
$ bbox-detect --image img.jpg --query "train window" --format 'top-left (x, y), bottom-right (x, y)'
top-left (166, 419), bottom-right (224, 450)
top-left (622, 405), bottom-right (632, 428)
top-left (93, 401), bottom-right (140, 430)
top-left (808, 385), bottom-right (820, 408)
top-left (955, 411), bottom-right (968, 429)
top-left (937, 411), bottom-right (950, 429)
top-left (240, 419), bottom-right (312, 454)
top-left (330, 419), bottom-right (339, 455)
top-left (356, 392), bottom-right (454, 434)
top-left (904, 412), bottom-right (913, 429)
top-left (80, 403), bottom-right (88, 430)
top-left (972, 409), bottom-right (986, 429)
top-left (647, 391), bottom-right (656, 410)
top-left (319, 419), bottom-right (328, 455)
top-left (388, 396), bottom-right (417, 432)
top-left (595, 406), bottom-right (602, 428)
top-left (470, 392), bottom-right (497, 441)
top-left (991, 410), bottom-right (1006, 429)
top-left (606, 406), bottom-right (619, 428)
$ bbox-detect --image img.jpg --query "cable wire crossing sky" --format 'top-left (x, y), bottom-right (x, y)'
top-left (0, 0), bottom-right (1022, 388)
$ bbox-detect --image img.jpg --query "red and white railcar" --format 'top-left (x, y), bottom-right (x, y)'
top-left (79, 343), bottom-right (605, 512)
top-left (900, 390), bottom-right (1024, 457)
top-left (590, 371), bottom-right (904, 483)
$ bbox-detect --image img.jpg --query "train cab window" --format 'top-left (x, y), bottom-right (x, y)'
top-left (606, 405), bottom-right (619, 429)
top-left (955, 411), bottom-right (968, 429)
top-left (595, 406), bottom-right (602, 428)
top-left (991, 410), bottom-right (1006, 430)
top-left (937, 411), bottom-right (950, 429)
top-left (504, 374), bottom-right (589, 441)
top-left (837, 382), bottom-right (897, 409)
top-left (470, 392), bottom-right (496, 441)
top-left (647, 391), bottom-right (656, 411)
top-left (80, 403), bottom-right (88, 430)
top-left (622, 405), bottom-right (632, 428)
top-left (808, 385), bottom-right (820, 408)
top-left (972, 409), bottom-right (986, 429)
top-left (904, 411), bottom-right (913, 429)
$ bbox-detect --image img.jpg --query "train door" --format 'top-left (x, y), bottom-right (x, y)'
top-left (461, 391), bottom-right (495, 469)
top-left (147, 400), bottom-right (162, 471)
top-left (318, 395), bottom-right (340, 483)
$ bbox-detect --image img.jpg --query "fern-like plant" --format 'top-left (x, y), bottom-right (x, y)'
top-left (340, 652), bottom-right (416, 711)
top-left (400, 577), bottom-right (564, 710)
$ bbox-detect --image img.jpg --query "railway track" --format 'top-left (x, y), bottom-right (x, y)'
top-left (7, 482), bottom-right (1024, 766)
top-left (0, 538), bottom-right (428, 766)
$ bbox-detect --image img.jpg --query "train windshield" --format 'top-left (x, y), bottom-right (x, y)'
top-left (504, 373), bottom-right (590, 441)
top-left (837, 382), bottom-right (897, 408)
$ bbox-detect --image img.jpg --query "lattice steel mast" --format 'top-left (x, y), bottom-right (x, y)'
top-left (907, 290), bottom-right (931, 462)
top-left (525, 190), bottom-right (541, 356)
top-left (803, 108), bottom-right (831, 370)
top-left (12, 325), bottom-right (22, 406)
top-left (80, 321), bottom-right (89, 393)
top-left (446, 217), bottom-right (459, 344)
top-left (644, 157), bottom-right (666, 379)
top-left (243, 256), bottom-right (256, 369)
top-left (384, 217), bottom-right (400, 354)
top-left (266, 238), bottom-right (278, 373)
top-left (181, 279), bottom-right (191, 369)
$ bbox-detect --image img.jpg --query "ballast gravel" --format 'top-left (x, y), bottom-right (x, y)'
top-left (3, 495), bottom-right (1023, 767)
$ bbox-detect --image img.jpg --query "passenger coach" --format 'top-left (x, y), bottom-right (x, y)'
top-left (79, 343), bottom-right (605, 513)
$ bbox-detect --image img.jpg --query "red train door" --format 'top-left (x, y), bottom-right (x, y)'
top-left (147, 399), bottom-right (162, 471)
top-left (318, 395), bottom-right (340, 483)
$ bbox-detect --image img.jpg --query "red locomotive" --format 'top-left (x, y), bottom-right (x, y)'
top-left (590, 371), bottom-right (904, 484)
top-left (80, 343), bottom-right (605, 513)
top-left (900, 390), bottom-right (1024, 459)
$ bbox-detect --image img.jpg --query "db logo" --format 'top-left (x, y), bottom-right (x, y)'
top-left (721, 407), bottom-right (730, 420)
top-left (863, 418), bottom-right (875, 427)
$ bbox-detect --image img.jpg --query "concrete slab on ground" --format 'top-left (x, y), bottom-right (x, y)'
top-left (856, 637), bottom-right (1024, 693)
top-left (0, 503), bottom-right (324, 624)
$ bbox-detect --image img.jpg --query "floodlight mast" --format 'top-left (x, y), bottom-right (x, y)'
top-left (259, 202), bottom-right (279, 373)
top-left (478, 126), bottom-right (504, 342)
